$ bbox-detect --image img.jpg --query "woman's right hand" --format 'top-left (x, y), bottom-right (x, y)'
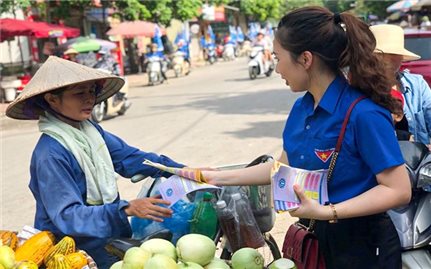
top-left (124, 195), bottom-right (173, 222)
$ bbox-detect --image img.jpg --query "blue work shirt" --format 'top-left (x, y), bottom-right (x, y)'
top-left (29, 122), bottom-right (184, 268)
top-left (400, 71), bottom-right (431, 144)
top-left (283, 76), bottom-right (404, 203)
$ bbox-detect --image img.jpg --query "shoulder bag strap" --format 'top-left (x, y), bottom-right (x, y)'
top-left (326, 95), bottom-right (367, 180)
top-left (308, 95), bottom-right (366, 231)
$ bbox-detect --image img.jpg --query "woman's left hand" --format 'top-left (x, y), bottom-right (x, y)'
top-left (289, 184), bottom-right (328, 220)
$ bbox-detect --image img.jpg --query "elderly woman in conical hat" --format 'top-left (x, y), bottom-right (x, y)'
top-left (6, 56), bottom-right (185, 268)
top-left (370, 24), bottom-right (431, 145)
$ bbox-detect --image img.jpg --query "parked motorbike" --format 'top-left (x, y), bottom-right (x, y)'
top-left (387, 141), bottom-right (431, 268)
top-left (248, 46), bottom-right (274, 80)
top-left (223, 43), bottom-right (236, 61)
top-left (0, 66), bottom-right (30, 103)
top-left (146, 56), bottom-right (167, 86)
top-left (171, 51), bottom-right (190, 78)
top-left (0, 78), bottom-right (21, 103)
top-left (91, 67), bottom-right (130, 123)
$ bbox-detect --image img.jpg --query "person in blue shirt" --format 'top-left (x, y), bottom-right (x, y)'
top-left (371, 24), bottom-right (431, 145)
top-left (175, 33), bottom-right (191, 64)
top-left (202, 6), bottom-right (411, 269)
top-left (145, 43), bottom-right (168, 81)
top-left (5, 56), bottom-right (185, 269)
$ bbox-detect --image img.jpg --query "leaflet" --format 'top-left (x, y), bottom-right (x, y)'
top-left (143, 160), bottom-right (219, 206)
top-left (157, 175), bottom-right (220, 206)
top-left (143, 159), bottom-right (205, 182)
top-left (270, 161), bottom-right (329, 212)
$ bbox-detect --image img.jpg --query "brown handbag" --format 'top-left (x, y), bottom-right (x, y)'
top-left (281, 96), bottom-right (366, 269)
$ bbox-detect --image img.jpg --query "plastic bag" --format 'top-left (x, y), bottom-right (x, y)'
top-left (130, 199), bottom-right (196, 244)
top-left (228, 192), bottom-right (265, 249)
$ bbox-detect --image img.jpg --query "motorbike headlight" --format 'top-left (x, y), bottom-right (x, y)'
top-left (418, 162), bottom-right (431, 188)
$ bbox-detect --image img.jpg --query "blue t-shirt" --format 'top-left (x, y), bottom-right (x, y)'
top-left (29, 122), bottom-right (184, 268)
top-left (283, 76), bottom-right (404, 203)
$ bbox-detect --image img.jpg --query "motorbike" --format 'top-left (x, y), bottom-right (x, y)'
top-left (146, 56), bottom-right (167, 86)
top-left (91, 61), bottom-right (131, 122)
top-left (0, 71), bottom-right (30, 103)
top-left (205, 44), bottom-right (217, 65)
top-left (248, 45), bottom-right (274, 80)
top-left (171, 51), bottom-right (190, 78)
top-left (223, 43), bottom-right (236, 61)
top-left (387, 141), bottom-right (431, 268)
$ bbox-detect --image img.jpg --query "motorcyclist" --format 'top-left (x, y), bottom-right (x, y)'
top-left (201, 34), bottom-right (215, 62)
top-left (94, 48), bottom-right (120, 76)
top-left (176, 39), bottom-right (191, 64)
top-left (63, 48), bottom-right (80, 63)
top-left (253, 31), bottom-right (272, 66)
top-left (145, 43), bottom-right (168, 81)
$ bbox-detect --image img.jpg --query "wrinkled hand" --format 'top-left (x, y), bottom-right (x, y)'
top-left (125, 195), bottom-right (173, 222)
top-left (289, 184), bottom-right (324, 219)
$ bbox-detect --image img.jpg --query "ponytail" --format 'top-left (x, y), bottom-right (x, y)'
top-left (276, 6), bottom-right (402, 115)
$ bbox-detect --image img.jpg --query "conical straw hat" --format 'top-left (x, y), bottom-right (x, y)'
top-left (370, 24), bottom-right (420, 62)
top-left (6, 56), bottom-right (125, 120)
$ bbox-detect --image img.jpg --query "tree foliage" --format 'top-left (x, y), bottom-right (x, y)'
top-left (111, 0), bottom-right (151, 21)
top-left (0, 0), bottom-right (31, 16)
top-left (236, 0), bottom-right (285, 22)
top-left (0, 0), bottom-right (400, 25)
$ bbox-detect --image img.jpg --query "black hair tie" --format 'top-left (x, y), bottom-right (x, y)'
top-left (334, 13), bottom-right (342, 24)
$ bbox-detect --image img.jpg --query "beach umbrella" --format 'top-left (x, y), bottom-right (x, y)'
top-left (106, 20), bottom-right (165, 38)
top-left (387, 0), bottom-right (419, 13)
top-left (60, 37), bottom-right (116, 53)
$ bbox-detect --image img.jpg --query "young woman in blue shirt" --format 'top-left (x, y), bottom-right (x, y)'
top-left (202, 7), bottom-right (411, 269)
top-left (5, 56), bottom-right (185, 268)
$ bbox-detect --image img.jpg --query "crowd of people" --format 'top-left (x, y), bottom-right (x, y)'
top-left (5, 5), bottom-right (431, 269)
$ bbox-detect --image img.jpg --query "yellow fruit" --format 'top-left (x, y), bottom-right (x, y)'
top-left (14, 261), bottom-right (38, 269)
top-left (15, 231), bottom-right (55, 266)
top-left (65, 252), bottom-right (87, 269)
top-left (0, 245), bottom-right (16, 269)
top-left (44, 237), bottom-right (75, 267)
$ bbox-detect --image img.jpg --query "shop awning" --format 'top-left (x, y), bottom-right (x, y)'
top-left (31, 21), bottom-right (80, 39)
top-left (0, 18), bottom-right (34, 41)
top-left (0, 18), bottom-right (80, 42)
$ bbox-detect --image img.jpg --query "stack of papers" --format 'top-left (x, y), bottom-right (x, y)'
top-left (143, 160), bottom-right (219, 206)
top-left (271, 161), bottom-right (329, 212)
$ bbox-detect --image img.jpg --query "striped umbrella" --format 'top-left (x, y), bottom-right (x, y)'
top-left (387, 0), bottom-right (419, 13)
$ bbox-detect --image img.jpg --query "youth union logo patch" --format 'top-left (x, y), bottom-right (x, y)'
top-left (314, 148), bottom-right (335, 163)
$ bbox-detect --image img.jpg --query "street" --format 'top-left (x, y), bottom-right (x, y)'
top-left (0, 57), bottom-right (301, 249)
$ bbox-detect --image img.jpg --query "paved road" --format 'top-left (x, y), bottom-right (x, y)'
top-left (0, 57), bottom-right (301, 250)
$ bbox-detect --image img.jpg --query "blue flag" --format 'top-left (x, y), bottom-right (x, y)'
top-left (236, 26), bottom-right (244, 43)
top-left (153, 24), bottom-right (164, 52)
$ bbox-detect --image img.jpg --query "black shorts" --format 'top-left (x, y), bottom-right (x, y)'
top-left (302, 213), bottom-right (401, 269)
